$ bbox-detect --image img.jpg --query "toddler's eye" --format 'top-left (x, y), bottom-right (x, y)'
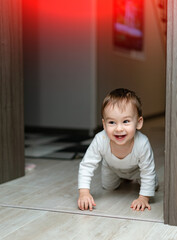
top-left (108, 121), bottom-right (115, 125)
top-left (123, 120), bottom-right (129, 123)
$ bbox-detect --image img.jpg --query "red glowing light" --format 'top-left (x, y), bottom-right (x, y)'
top-left (113, 0), bottom-right (143, 25)
top-left (23, 0), bottom-right (93, 22)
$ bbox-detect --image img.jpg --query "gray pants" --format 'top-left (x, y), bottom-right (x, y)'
top-left (101, 159), bottom-right (159, 191)
top-left (101, 159), bottom-right (140, 190)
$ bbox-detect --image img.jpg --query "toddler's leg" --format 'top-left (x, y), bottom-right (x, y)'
top-left (155, 175), bottom-right (159, 191)
top-left (101, 160), bottom-right (121, 190)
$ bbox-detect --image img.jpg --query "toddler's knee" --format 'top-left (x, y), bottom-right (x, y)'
top-left (102, 181), bottom-right (121, 191)
top-left (102, 185), bottom-right (116, 191)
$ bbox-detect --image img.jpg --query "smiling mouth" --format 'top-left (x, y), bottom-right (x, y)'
top-left (114, 134), bottom-right (126, 140)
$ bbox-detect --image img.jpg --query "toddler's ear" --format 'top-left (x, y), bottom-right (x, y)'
top-left (102, 119), bottom-right (106, 130)
top-left (137, 116), bottom-right (143, 130)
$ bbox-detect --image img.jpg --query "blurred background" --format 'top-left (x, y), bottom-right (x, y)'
top-left (23, 0), bottom-right (167, 133)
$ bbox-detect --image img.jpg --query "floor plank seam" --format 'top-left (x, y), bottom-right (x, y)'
top-left (0, 203), bottom-right (164, 224)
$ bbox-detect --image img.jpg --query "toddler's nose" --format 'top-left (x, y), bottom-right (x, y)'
top-left (116, 123), bottom-right (123, 131)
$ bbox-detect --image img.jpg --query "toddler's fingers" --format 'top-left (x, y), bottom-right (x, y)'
top-left (80, 200), bottom-right (85, 211)
top-left (130, 200), bottom-right (136, 209)
top-left (88, 200), bottom-right (93, 211)
top-left (130, 203), bottom-right (135, 209)
top-left (78, 199), bottom-right (83, 210)
top-left (91, 198), bottom-right (96, 206)
top-left (140, 204), bottom-right (145, 211)
top-left (84, 201), bottom-right (89, 210)
top-left (132, 204), bottom-right (137, 210)
top-left (146, 203), bottom-right (151, 210)
top-left (78, 199), bottom-right (81, 209)
top-left (136, 204), bottom-right (141, 211)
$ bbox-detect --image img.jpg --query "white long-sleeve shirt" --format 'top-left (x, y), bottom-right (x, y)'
top-left (78, 130), bottom-right (157, 197)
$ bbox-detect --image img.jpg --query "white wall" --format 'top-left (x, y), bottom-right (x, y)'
top-left (97, 0), bottom-right (166, 125)
top-left (24, 0), bottom-right (97, 130)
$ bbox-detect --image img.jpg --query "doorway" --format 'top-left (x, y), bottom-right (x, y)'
top-left (1, 0), bottom-right (177, 226)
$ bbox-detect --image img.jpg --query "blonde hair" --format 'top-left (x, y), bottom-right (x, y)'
top-left (101, 88), bottom-right (142, 118)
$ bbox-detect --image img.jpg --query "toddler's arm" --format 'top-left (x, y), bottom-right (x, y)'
top-left (130, 195), bottom-right (150, 211)
top-left (78, 189), bottom-right (96, 211)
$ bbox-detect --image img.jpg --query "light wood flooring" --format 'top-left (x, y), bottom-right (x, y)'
top-left (1, 117), bottom-right (177, 239)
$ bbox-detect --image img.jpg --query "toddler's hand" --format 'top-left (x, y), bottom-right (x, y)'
top-left (131, 195), bottom-right (150, 211)
top-left (78, 189), bottom-right (96, 211)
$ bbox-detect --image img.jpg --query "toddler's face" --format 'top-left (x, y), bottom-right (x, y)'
top-left (102, 101), bottom-right (143, 147)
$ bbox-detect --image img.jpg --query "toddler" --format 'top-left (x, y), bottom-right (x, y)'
top-left (78, 88), bottom-right (158, 211)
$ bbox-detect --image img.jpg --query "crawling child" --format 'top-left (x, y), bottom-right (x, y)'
top-left (78, 88), bottom-right (158, 211)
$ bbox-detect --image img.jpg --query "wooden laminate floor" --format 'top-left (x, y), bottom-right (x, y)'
top-left (1, 117), bottom-right (177, 239)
